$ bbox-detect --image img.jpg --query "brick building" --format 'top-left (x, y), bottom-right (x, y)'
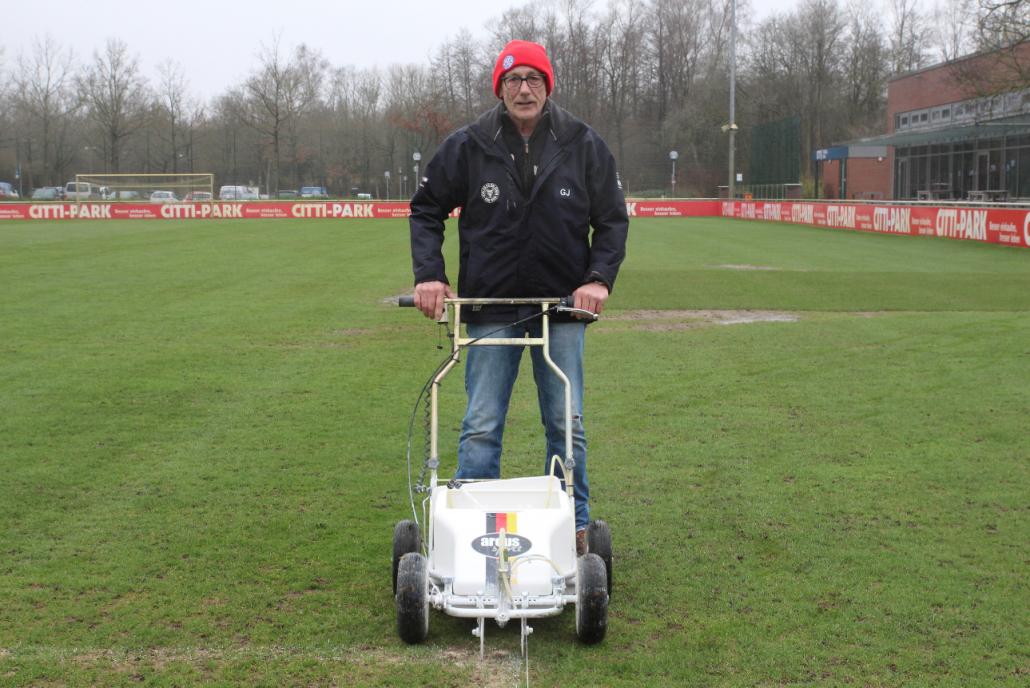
top-left (817, 41), bottom-right (1030, 201)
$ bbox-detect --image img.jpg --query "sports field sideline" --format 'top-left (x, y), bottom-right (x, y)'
top-left (1, 217), bottom-right (1027, 686)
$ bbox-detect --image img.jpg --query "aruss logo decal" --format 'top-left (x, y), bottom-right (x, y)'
top-left (480, 182), bottom-right (500, 204)
top-left (472, 532), bottom-right (532, 558)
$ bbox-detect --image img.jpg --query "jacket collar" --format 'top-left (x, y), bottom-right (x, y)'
top-left (469, 100), bottom-right (586, 151)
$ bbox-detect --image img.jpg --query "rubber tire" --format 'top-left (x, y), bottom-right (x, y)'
top-left (586, 519), bottom-right (613, 596)
top-left (395, 552), bottom-right (429, 644)
top-left (392, 520), bottom-right (421, 594)
top-left (575, 553), bottom-right (608, 644)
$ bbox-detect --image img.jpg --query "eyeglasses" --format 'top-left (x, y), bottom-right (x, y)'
top-left (501, 73), bottom-right (546, 92)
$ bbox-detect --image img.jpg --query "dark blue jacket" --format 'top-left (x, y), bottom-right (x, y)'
top-left (410, 101), bottom-right (628, 322)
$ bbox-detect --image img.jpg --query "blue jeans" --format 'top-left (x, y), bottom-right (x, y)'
top-left (456, 320), bottom-right (590, 530)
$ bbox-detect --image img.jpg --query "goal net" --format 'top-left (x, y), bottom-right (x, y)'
top-left (74, 173), bottom-right (214, 202)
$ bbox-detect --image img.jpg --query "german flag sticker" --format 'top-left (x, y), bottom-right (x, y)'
top-left (472, 513), bottom-right (533, 590)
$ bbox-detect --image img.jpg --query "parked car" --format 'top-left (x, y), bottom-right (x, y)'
top-left (64, 181), bottom-right (94, 200)
top-left (300, 186), bottom-right (328, 199)
top-left (219, 185), bottom-right (245, 200)
top-left (114, 190), bottom-right (141, 201)
top-left (149, 190), bottom-right (178, 203)
top-left (1, 181), bottom-right (21, 199)
top-left (183, 191), bottom-right (213, 201)
top-left (219, 185), bottom-right (258, 200)
top-left (31, 186), bottom-right (62, 200)
top-left (277, 189), bottom-right (298, 199)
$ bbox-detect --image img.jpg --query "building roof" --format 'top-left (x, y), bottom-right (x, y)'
top-left (888, 40), bottom-right (1030, 84)
top-left (850, 113), bottom-right (1030, 148)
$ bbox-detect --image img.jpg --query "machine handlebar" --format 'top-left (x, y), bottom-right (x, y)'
top-left (398, 295), bottom-right (596, 321)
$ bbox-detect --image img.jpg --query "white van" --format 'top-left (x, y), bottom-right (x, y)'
top-left (219, 185), bottom-right (259, 201)
top-left (64, 181), bottom-right (94, 200)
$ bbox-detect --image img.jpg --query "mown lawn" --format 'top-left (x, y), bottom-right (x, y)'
top-left (1, 217), bottom-right (1027, 686)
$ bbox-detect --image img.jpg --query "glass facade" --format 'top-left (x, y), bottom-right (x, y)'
top-left (894, 135), bottom-right (1030, 200)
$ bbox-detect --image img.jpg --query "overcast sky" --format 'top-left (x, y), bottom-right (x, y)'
top-left (6, 0), bottom-right (808, 102)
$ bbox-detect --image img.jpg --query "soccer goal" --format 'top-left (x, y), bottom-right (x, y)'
top-left (73, 173), bottom-right (214, 203)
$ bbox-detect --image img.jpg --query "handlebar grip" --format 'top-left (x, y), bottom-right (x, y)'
top-left (398, 295), bottom-right (416, 307)
top-left (557, 295), bottom-right (599, 321)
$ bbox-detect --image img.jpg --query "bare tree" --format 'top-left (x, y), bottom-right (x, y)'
top-left (156, 60), bottom-right (193, 173)
top-left (972, 0), bottom-right (1030, 88)
top-left (12, 35), bottom-right (79, 186)
top-left (977, 0), bottom-right (1030, 48)
top-left (945, 1), bottom-right (1029, 97)
top-left (450, 29), bottom-right (487, 122)
top-left (354, 69), bottom-right (384, 194)
top-left (930, 0), bottom-right (977, 61)
top-left (841, 4), bottom-right (889, 137)
top-left (240, 37), bottom-right (327, 193)
top-left (566, 0), bottom-right (604, 119)
top-left (78, 38), bottom-right (150, 172)
top-left (490, 4), bottom-right (550, 45)
top-left (888, 0), bottom-right (932, 74)
top-left (598, 0), bottom-right (646, 161)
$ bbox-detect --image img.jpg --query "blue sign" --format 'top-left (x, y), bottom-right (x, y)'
top-left (815, 146), bottom-right (848, 161)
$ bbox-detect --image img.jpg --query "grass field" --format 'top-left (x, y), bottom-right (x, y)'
top-left (1, 217), bottom-right (1028, 687)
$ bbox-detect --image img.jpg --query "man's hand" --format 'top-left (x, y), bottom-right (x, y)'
top-left (572, 282), bottom-right (609, 319)
top-left (414, 280), bottom-right (455, 320)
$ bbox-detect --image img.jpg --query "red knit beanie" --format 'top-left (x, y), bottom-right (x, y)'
top-left (492, 40), bottom-right (554, 98)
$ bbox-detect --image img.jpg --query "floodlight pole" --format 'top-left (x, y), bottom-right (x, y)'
top-left (727, 0), bottom-right (737, 199)
top-left (413, 151), bottom-right (422, 192)
top-left (669, 150), bottom-right (679, 197)
top-left (384, 170), bottom-right (391, 200)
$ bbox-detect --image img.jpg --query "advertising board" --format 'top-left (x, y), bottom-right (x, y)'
top-left (719, 201), bottom-right (1029, 249)
top-left (1, 199), bottom-right (1027, 250)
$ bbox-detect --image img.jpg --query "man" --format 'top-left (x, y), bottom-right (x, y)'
top-left (409, 39), bottom-right (628, 555)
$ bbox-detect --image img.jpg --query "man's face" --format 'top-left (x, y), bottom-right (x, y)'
top-left (500, 66), bottom-right (546, 131)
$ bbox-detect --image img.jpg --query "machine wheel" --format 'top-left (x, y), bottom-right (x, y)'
top-left (395, 552), bottom-right (429, 644)
top-left (586, 519), bottom-right (613, 596)
top-left (575, 553), bottom-right (608, 645)
top-left (392, 520), bottom-right (421, 594)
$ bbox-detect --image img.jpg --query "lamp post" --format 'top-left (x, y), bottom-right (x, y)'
top-left (15, 138), bottom-right (23, 196)
top-left (384, 170), bottom-right (391, 200)
top-left (669, 150), bottom-right (679, 198)
top-left (727, 0), bottom-right (737, 199)
top-left (412, 151), bottom-right (421, 191)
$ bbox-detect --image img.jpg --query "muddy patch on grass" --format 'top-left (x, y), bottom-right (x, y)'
top-left (708, 264), bottom-right (781, 271)
top-left (609, 309), bottom-right (801, 331)
top-left (442, 646), bottom-right (521, 688)
top-left (36, 643), bottom-right (520, 686)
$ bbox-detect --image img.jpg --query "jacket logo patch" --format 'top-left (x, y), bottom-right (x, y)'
top-left (560, 188), bottom-right (572, 197)
top-left (480, 183), bottom-right (500, 204)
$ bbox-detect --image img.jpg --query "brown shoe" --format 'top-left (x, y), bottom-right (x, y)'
top-left (576, 529), bottom-right (588, 556)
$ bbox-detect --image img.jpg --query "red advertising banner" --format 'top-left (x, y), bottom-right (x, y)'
top-left (626, 200), bottom-right (721, 217)
top-left (0, 201), bottom-right (417, 221)
top-left (720, 201), bottom-right (1030, 249)
top-left (0, 199), bottom-right (719, 222)
top-left (2, 199), bottom-right (1027, 249)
